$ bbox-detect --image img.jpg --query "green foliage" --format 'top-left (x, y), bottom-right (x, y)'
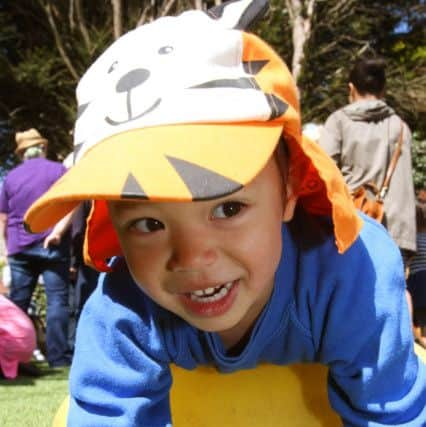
top-left (297, 0), bottom-right (425, 181)
top-left (256, 0), bottom-right (292, 66)
top-left (0, 0), bottom-right (424, 180)
top-left (0, 1), bottom-right (112, 164)
top-left (412, 133), bottom-right (426, 190)
top-left (31, 282), bottom-right (47, 326)
top-left (13, 47), bottom-right (64, 90)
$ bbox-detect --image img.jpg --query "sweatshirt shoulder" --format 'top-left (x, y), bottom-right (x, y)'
top-left (80, 258), bottom-right (176, 362)
top-left (298, 214), bottom-right (403, 294)
top-left (293, 215), bottom-right (405, 351)
top-left (322, 108), bottom-right (350, 135)
top-left (85, 258), bottom-right (156, 321)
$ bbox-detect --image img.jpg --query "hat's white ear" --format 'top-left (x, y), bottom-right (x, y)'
top-left (206, 0), bottom-right (268, 30)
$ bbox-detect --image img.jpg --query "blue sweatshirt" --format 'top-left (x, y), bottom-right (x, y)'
top-left (68, 216), bottom-right (426, 426)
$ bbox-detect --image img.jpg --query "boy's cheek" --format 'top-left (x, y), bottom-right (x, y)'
top-left (126, 265), bottom-right (163, 300)
top-left (121, 245), bottom-right (166, 283)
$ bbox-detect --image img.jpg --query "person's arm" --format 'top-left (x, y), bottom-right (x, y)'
top-left (0, 182), bottom-right (9, 256)
top-left (69, 201), bottom-right (91, 270)
top-left (0, 212), bottom-right (7, 255)
top-left (311, 218), bottom-right (426, 426)
top-left (43, 208), bottom-right (76, 248)
top-left (68, 259), bottom-right (173, 427)
top-left (318, 112), bottom-right (343, 166)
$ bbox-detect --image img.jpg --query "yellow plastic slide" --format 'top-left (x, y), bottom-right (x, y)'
top-left (53, 343), bottom-right (426, 427)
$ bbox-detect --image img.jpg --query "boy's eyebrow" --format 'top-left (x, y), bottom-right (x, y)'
top-left (110, 185), bottom-right (251, 215)
top-left (109, 200), bottom-right (151, 217)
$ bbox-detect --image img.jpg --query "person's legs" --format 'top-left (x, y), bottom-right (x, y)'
top-left (67, 276), bottom-right (77, 356)
top-left (407, 270), bottom-right (426, 348)
top-left (42, 263), bottom-right (72, 367)
top-left (407, 270), bottom-right (426, 318)
top-left (75, 264), bottom-right (99, 321)
top-left (36, 243), bottom-right (72, 367)
top-left (400, 249), bottom-right (414, 281)
top-left (68, 265), bottom-right (99, 352)
top-left (8, 253), bottom-right (39, 313)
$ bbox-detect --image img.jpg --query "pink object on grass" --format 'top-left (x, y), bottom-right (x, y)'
top-left (0, 295), bottom-right (36, 379)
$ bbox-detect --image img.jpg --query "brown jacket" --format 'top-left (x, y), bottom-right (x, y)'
top-left (319, 99), bottom-right (416, 252)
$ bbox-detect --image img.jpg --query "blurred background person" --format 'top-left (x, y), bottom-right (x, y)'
top-left (0, 128), bottom-right (72, 368)
top-left (0, 293), bottom-right (37, 379)
top-left (319, 57), bottom-right (416, 262)
top-left (66, 201), bottom-right (100, 353)
top-left (69, 201), bottom-right (99, 324)
top-left (61, 154), bottom-right (100, 352)
top-left (408, 192), bottom-right (426, 348)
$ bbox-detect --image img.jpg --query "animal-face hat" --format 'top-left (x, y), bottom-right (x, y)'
top-left (15, 128), bottom-right (48, 156)
top-left (25, 0), bottom-right (362, 271)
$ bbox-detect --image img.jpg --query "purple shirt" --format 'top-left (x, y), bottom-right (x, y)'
top-left (0, 158), bottom-right (66, 255)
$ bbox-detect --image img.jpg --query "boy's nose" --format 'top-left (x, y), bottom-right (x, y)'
top-left (167, 236), bottom-right (218, 272)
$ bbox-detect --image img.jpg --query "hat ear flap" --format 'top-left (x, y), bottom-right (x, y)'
top-left (84, 200), bottom-right (122, 272)
top-left (206, 0), bottom-right (268, 30)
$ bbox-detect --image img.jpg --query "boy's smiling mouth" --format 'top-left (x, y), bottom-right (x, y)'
top-left (188, 281), bottom-right (234, 302)
top-left (179, 280), bottom-right (240, 317)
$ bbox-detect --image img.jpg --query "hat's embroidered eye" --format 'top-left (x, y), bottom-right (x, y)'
top-left (108, 61), bottom-right (118, 73)
top-left (158, 46), bottom-right (173, 55)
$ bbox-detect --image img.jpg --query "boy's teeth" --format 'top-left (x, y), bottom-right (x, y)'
top-left (189, 281), bottom-right (234, 302)
top-left (193, 289), bottom-right (205, 297)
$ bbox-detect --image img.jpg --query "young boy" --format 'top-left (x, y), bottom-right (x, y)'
top-left (24, 0), bottom-right (425, 425)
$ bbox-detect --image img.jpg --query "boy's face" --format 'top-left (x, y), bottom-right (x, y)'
top-left (108, 155), bottom-right (296, 346)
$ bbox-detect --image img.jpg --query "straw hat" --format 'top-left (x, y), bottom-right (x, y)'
top-left (15, 128), bottom-right (48, 155)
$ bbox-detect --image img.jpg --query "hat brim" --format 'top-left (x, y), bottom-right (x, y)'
top-left (25, 123), bottom-right (363, 272)
top-left (15, 139), bottom-right (48, 154)
top-left (25, 123), bottom-right (283, 233)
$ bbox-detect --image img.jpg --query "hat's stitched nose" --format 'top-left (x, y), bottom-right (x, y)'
top-left (116, 69), bottom-right (150, 93)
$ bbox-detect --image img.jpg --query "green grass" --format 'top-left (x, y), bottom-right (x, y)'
top-left (0, 363), bottom-right (69, 427)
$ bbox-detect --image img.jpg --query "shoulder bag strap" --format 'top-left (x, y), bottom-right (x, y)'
top-left (378, 119), bottom-right (404, 200)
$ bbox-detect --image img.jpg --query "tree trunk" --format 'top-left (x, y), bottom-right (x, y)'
top-left (285, 0), bottom-right (315, 85)
top-left (76, 0), bottom-right (92, 52)
top-left (111, 0), bottom-right (123, 39)
top-left (42, 1), bottom-right (79, 81)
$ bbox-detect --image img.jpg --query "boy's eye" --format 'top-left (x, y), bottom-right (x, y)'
top-left (212, 201), bottom-right (245, 219)
top-left (132, 218), bottom-right (165, 233)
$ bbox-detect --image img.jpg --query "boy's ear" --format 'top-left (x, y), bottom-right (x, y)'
top-left (283, 182), bottom-right (297, 222)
